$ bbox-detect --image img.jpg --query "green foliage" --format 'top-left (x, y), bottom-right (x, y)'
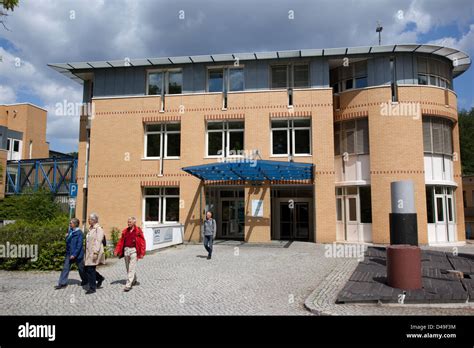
top-left (0, 189), bottom-right (66, 221)
top-left (110, 227), bottom-right (121, 249)
top-left (1, 0), bottom-right (19, 11)
top-left (459, 108), bottom-right (474, 175)
top-left (0, 216), bottom-right (70, 270)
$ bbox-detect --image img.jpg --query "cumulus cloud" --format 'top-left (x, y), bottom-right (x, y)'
top-left (0, 0), bottom-right (473, 151)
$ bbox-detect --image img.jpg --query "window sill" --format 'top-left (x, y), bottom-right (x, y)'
top-left (270, 154), bottom-right (312, 158)
top-left (141, 157), bottom-right (181, 160)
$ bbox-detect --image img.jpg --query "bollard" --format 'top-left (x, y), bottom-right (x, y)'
top-left (386, 244), bottom-right (422, 289)
top-left (389, 180), bottom-right (418, 246)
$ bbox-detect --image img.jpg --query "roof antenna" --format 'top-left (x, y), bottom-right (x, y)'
top-left (376, 21), bottom-right (383, 45)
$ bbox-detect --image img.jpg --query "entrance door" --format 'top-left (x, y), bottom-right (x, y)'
top-left (344, 195), bottom-right (359, 242)
top-left (220, 198), bottom-right (244, 239)
top-left (434, 187), bottom-right (456, 243)
top-left (276, 199), bottom-right (312, 240)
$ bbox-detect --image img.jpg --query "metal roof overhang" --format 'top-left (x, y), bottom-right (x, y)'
top-left (182, 160), bottom-right (313, 182)
top-left (48, 43), bottom-right (471, 84)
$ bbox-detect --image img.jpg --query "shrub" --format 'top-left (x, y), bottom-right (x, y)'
top-left (0, 189), bottom-right (65, 221)
top-left (110, 227), bottom-right (121, 250)
top-left (0, 216), bottom-right (70, 271)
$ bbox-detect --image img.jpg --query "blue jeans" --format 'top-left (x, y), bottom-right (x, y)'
top-left (203, 235), bottom-right (213, 256)
top-left (58, 256), bottom-right (87, 286)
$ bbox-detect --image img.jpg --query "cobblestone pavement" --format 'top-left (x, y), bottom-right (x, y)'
top-left (305, 244), bottom-right (474, 315)
top-left (2, 241), bottom-right (474, 316)
top-left (0, 241), bottom-right (347, 315)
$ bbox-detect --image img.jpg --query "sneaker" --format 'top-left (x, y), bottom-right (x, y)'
top-left (124, 287), bottom-right (131, 292)
top-left (207, 255), bottom-right (211, 260)
top-left (85, 289), bottom-right (96, 295)
top-left (54, 284), bottom-right (67, 290)
top-left (97, 278), bottom-right (104, 288)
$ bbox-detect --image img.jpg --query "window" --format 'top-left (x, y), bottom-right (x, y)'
top-left (206, 121), bottom-right (244, 157)
top-left (422, 117), bottom-right (453, 156)
top-left (271, 63), bottom-right (309, 89)
top-left (334, 118), bottom-right (369, 155)
top-left (144, 187), bottom-right (180, 223)
top-left (426, 186), bottom-right (435, 223)
top-left (271, 118), bottom-right (311, 156)
top-left (7, 138), bottom-right (22, 160)
top-left (330, 60), bottom-right (368, 93)
top-left (417, 57), bottom-right (452, 89)
top-left (144, 123), bottom-right (181, 158)
top-left (208, 67), bottom-right (244, 92)
top-left (147, 69), bottom-right (183, 95)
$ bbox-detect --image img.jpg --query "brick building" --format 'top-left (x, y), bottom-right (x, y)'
top-left (49, 43), bottom-right (470, 246)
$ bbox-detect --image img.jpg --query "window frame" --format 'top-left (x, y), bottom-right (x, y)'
top-left (146, 68), bottom-right (183, 96)
top-left (206, 65), bottom-right (245, 93)
top-left (205, 120), bottom-right (245, 158)
top-left (144, 123), bottom-right (181, 159)
top-left (143, 187), bottom-right (180, 224)
top-left (270, 62), bottom-right (310, 90)
top-left (270, 118), bottom-right (311, 157)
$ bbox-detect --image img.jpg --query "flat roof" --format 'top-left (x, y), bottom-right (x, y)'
top-left (48, 43), bottom-right (471, 83)
top-left (0, 103), bottom-right (48, 112)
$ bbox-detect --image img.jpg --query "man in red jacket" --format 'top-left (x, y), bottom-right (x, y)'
top-left (114, 217), bottom-right (146, 292)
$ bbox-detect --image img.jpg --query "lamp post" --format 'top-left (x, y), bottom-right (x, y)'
top-left (376, 21), bottom-right (383, 45)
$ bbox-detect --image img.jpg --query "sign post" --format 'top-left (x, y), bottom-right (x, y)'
top-left (68, 183), bottom-right (78, 220)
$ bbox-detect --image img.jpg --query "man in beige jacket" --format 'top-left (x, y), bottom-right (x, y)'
top-left (84, 213), bottom-right (106, 294)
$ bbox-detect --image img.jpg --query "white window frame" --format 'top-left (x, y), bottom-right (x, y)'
top-left (206, 121), bottom-right (244, 158)
top-left (144, 123), bottom-right (181, 159)
top-left (270, 118), bottom-right (311, 157)
top-left (146, 68), bottom-right (183, 96)
top-left (143, 187), bottom-right (180, 224)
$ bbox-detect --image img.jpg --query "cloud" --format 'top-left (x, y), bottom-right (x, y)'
top-left (0, 0), bottom-right (473, 151)
top-left (0, 85), bottom-right (16, 103)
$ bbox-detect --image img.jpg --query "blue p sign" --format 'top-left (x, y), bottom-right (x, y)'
top-left (69, 183), bottom-right (78, 198)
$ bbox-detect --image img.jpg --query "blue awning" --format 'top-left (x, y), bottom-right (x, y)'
top-left (182, 160), bottom-right (313, 181)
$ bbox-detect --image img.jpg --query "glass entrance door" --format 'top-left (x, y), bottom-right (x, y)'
top-left (220, 198), bottom-right (244, 239)
top-left (278, 200), bottom-right (311, 240)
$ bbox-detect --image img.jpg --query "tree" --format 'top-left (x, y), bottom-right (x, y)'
top-left (459, 107), bottom-right (474, 175)
top-left (0, 0), bottom-right (19, 30)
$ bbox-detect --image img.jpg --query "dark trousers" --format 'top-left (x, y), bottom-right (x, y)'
top-left (203, 235), bottom-right (213, 256)
top-left (58, 256), bottom-right (87, 286)
top-left (85, 266), bottom-right (104, 290)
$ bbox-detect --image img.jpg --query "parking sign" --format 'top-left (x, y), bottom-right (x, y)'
top-left (69, 183), bottom-right (78, 198)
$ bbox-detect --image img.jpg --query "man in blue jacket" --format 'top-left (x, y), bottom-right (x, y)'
top-left (55, 218), bottom-right (87, 289)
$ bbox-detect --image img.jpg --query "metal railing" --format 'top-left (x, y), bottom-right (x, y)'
top-left (5, 157), bottom-right (77, 195)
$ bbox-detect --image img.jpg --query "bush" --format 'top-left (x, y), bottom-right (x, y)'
top-left (0, 216), bottom-right (70, 271)
top-left (110, 227), bottom-right (121, 250)
top-left (0, 189), bottom-right (65, 221)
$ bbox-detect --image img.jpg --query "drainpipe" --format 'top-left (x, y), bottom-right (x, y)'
top-left (158, 125), bottom-right (164, 177)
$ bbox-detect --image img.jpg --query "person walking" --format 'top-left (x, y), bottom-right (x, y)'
top-left (114, 217), bottom-right (146, 292)
top-left (202, 211), bottom-right (216, 260)
top-left (54, 218), bottom-right (87, 289)
top-left (84, 213), bottom-right (106, 294)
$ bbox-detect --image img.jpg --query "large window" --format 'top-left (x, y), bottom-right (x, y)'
top-left (144, 187), bottom-right (180, 223)
top-left (422, 116), bottom-right (453, 156)
top-left (271, 63), bottom-right (309, 89)
top-left (206, 121), bottom-right (244, 157)
top-left (144, 123), bottom-right (181, 158)
top-left (330, 60), bottom-right (368, 93)
top-left (271, 118), bottom-right (311, 156)
top-left (417, 57), bottom-right (452, 90)
top-left (334, 118), bottom-right (369, 156)
top-left (208, 67), bottom-right (244, 92)
top-left (147, 69), bottom-right (183, 95)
